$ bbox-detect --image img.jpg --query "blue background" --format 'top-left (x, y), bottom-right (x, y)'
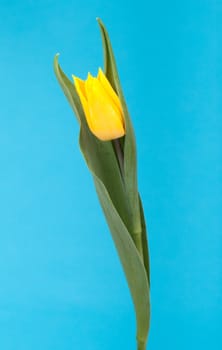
top-left (1, 0), bottom-right (221, 349)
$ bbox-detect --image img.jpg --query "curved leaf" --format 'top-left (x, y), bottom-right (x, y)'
top-left (97, 19), bottom-right (141, 238)
top-left (93, 173), bottom-right (150, 345)
top-left (97, 18), bottom-right (150, 286)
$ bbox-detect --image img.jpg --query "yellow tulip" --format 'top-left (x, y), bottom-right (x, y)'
top-left (73, 68), bottom-right (125, 141)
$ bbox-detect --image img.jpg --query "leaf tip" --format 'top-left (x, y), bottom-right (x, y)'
top-left (96, 17), bottom-right (105, 30)
top-left (54, 53), bottom-right (60, 66)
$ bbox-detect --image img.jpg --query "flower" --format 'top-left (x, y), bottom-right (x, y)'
top-left (73, 68), bottom-right (125, 141)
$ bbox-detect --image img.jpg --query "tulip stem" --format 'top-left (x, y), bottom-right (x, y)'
top-left (137, 340), bottom-right (146, 350)
top-left (112, 138), bottom-right (124, 178)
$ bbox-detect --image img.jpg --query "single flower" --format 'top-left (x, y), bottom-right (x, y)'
top-left (73, 68), bottom-right (125, 141)
top-left (54, 19), bottom-right (150, 350)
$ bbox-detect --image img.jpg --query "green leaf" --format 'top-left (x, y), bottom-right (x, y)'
top-left (97, 19), bottom-right (141, 240)
top-left (97, 20), bottom-right (150, 345)
top-left (93, 174), bottom-right (150, 346)
top-left (97, 17), bottom-right (150, 282)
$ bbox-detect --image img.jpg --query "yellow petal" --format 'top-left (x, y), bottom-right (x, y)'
top-left (72, 75), bottom-right (90, 119)
top-left (97, 68), bottom-right (123, 119)
top-left (85, 74), bottom-right (125, 141)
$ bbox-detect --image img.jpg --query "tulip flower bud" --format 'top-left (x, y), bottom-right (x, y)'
top-left (73, 68), bottom-right (125, 141)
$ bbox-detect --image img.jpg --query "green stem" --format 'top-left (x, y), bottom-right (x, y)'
top-left (112, 138), bottom-right (124, 179)
top-left (137, 340), bottom-right (146, 350)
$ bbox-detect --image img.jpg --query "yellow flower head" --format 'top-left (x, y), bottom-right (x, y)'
top-left (73, 68), bottom-right (125, 141)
